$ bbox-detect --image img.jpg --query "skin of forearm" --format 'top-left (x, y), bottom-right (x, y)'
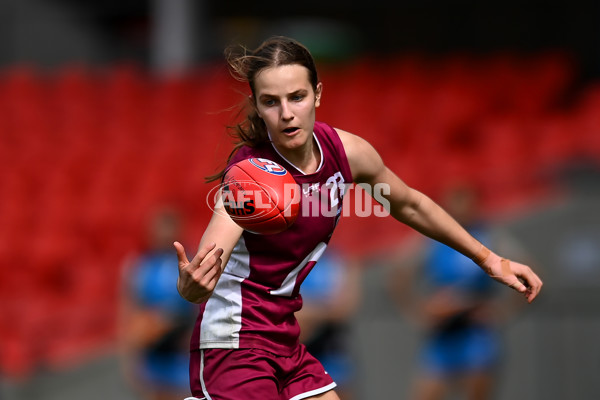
top-left (391, 190), bottom-right (482, 260)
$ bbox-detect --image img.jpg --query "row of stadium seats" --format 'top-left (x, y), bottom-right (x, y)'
top-left (0, 51), bottom-right (599, 378)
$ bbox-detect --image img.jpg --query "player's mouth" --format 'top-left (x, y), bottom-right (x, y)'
top-left (282, 127), bottom-right (300, 135)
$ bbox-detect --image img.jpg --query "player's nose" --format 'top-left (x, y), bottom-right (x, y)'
top-left (280, 100), bottom-right (294, 120)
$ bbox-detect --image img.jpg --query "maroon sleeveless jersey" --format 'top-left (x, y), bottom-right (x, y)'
top-left (191, 121), bottom-right (353, 356)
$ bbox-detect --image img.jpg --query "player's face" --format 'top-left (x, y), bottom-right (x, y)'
top-left (253, 64), bottom-right (322, 153)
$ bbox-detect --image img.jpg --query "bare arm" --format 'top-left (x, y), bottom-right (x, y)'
top-left (339, 128), bottom-right (480, 257)
top-left (337, 128), bottom-right (542, 302)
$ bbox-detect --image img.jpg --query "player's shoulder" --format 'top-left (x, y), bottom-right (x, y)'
top-left (333, 127), bottom-right (372, 153)
top-left (332, 127), bottom-right (383, 181)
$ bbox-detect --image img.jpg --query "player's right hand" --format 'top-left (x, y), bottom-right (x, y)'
top-left (174, 241), bottom-right (224, 304)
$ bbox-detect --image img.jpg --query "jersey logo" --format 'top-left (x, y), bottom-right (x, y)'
top-left (303, 182), bottom-right (320, 196)
top-left (248, 158), bottom-right (288, 175)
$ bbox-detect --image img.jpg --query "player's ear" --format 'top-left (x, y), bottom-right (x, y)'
top-left (315, 82), bottom-right (322, 108)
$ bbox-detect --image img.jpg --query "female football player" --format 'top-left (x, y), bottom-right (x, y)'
top-left (174, 36), bottom-right (542, 400)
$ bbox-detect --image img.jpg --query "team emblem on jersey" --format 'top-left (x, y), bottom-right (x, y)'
top-left (249, 158), bottom-right (288, 176)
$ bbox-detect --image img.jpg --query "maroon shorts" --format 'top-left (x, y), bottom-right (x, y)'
top-left (189, 344), bottom-right (337, 400)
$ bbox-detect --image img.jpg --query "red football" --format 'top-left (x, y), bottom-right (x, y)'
top-left (221, 158), bottom-right (300, 234)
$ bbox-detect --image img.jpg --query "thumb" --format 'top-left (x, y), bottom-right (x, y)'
top-left (496, 258), bottom-right (528, 294)
top-left (173, 241), bottom-right (189, 266)
top-left (506, 275), bottom-right (527, 293)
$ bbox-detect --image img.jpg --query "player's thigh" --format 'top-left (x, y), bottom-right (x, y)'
top-left (281, 344), bottom-right (337, 400)
top-left (190, 349), bottom-right (279, 400)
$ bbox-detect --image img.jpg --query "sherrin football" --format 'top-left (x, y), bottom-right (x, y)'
top-left (221, 158), bottom-right (300, 234)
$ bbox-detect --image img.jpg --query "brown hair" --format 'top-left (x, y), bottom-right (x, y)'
top-left (206, 36), bottom-right (319, 182)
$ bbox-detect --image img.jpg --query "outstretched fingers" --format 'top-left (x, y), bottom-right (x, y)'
top-left (174, 241), bottom-right (192, 266)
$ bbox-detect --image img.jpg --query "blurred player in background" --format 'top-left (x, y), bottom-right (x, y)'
top-left (296, 248), bottom-right (362, 399)
top-left (388, 183), bottom-right (533, 400)
top-left (174, 36), bottom-right (542, 400)
top-left (119, 206), bottom-right (195, 400)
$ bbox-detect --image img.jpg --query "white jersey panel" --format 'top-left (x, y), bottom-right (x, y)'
top-left (199, 237), bottom-right (250, 348)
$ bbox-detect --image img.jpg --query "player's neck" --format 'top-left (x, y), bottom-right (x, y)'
top-left (277, 138), bottom-right (321, 174)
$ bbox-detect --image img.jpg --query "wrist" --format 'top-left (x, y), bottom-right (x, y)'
top-left (471, 244), bottom-right (491, 266)
top-left (471, 245), bottom-right (506, 277)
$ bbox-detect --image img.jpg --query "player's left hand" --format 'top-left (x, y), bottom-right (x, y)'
top-left (475, 247), bottom-right (543, 303)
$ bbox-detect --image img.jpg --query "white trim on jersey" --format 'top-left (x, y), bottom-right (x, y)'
top-left (270, 242), bottom-right (328, 296)
top-left (199, 238), bottom-right (251, 349)
top-left (267, 131), bottom-right (324, 175)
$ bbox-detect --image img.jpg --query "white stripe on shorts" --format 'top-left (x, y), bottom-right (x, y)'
top-left (289, 382), bottom-right (337, 400)
top-left (199, 350), bottom-right (212, 400)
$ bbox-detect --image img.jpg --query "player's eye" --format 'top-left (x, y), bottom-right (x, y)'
top-left (262, 98), bottom-right (277, 107)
